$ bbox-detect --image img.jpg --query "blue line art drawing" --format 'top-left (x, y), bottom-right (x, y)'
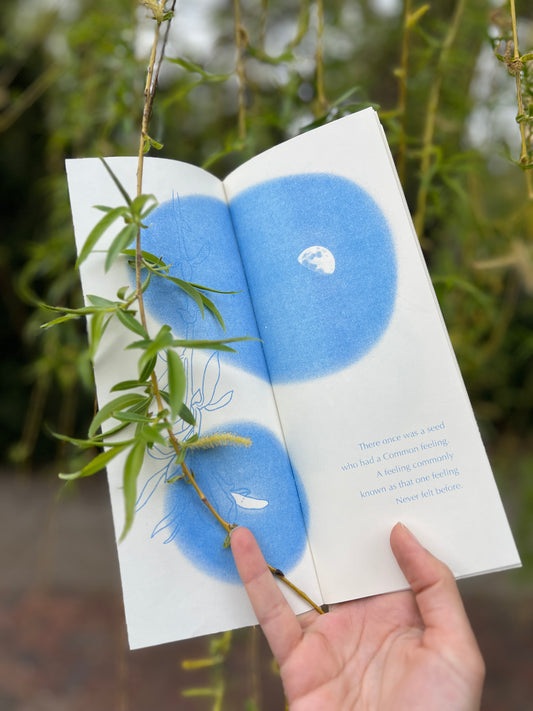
top-left (135, 348), bottom-right (233, 514)
top-left (130, 194), bottom-right (305, 583)
top-left (138, 193), bottom-right (269, 380)
top-left (229, 173), bottom-right (398, 383)
top-left (155, 422), bottom-right (309, 583)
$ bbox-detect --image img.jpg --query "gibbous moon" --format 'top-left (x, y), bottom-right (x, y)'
top-left (297, 245), bottom-right (336, 275)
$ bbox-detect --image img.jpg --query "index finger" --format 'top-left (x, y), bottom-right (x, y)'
top-left (231, 527), bottom-right (303, 665)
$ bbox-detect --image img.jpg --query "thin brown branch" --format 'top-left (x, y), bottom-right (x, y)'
top-left (129, 0), bottom-right (323, 615)
top-left (234, 0), bottom-right (247, 141)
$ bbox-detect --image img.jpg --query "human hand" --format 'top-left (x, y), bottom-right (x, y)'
top-left (231, 522), bottom-right (485, 710)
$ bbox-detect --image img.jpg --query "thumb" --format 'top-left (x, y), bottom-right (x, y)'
top-left (390, 523), bottom-right (479, 651)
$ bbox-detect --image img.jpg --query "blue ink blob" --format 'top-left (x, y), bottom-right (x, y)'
top-left (158, 423), bottom-right (309, 583)
top-left (229, 174), bottom-right (397, 383)
top-left (138, 195), bottom-right (268, 380)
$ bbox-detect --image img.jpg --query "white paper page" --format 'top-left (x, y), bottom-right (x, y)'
top-left (223, 108), bottom-right (520, 603)
top-left (66, 157), bottom-right (322, 649)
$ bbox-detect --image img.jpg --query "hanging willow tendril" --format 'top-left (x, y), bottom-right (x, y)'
top-left (46, 0), bottom-right (323, 615)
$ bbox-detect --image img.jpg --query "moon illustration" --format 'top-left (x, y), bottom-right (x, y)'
top-left (297, 245), bottom-right (336, 275)
top-left (230, 491), bottom-right (269, 510)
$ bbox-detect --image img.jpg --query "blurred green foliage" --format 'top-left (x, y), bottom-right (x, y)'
top-left (1, 0), bottom-right (531, 494)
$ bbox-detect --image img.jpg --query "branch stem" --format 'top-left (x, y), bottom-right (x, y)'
top-left (413, 0), bottom-right (465, 239)
top-left (131, 0), bottom-right (323, 615)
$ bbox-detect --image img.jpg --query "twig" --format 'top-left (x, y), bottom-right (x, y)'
top-left (509, 0), bottom-right (533, 199)
top-left (413, 0), bottom-right (466, 240)
top-left (234, 0), bottom-right (248, 141)
top-left (315, 0), bottom-right (326, 112)
top-left (132, 0), bottom-right (324, 615)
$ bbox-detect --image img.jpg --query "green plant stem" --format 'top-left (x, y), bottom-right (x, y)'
top-left (130, 0), bottom-right (324, 616)
top-left (315, 0), bottom-right (326, 112)
top-left (509, 0), bottom-right (533, 199)
top-left (413, 0), bottom-right (465, 240)
top-left (396, 0), bottom-right (412, 185)
top-left (234, 0), bottom-right (247, 142)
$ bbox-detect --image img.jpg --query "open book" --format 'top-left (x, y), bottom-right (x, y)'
top-left (66, 108), bottom-right (520, 650)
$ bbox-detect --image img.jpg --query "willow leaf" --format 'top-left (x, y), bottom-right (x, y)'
top-left (59, 443), bottom-right (129, 480)
top-left (179, 402), bottom-right (196, 426)
top-left (41, 313), bottom-right (80, 328)
top-left (76, 206), bottom-right (130, 268)
top-left (200, 292), bottom-right (225, 330)
top-left (99, 157), bottom-right (132, 206)
top-left (167, 348), bottom-right (187, 419)
top-left (121, 248), bottom-right (167, 267)
top-left (115, 308), bottom-right (149, 339)
top-left (120, 440), bottom-right (146, 541)
top-left (105, 223), bottom-right (138, 271)
top-left (89, 310), bottom-right (107, 360)
top-left (88, 393), bottom-right (147, 438)
top-left (87, 294), bottom-right (117, 307)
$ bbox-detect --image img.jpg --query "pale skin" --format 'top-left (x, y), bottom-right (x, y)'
top-left (231, 522), bottom-right (485, 710)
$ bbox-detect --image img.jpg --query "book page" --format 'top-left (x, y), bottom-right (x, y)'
top-left (223, 108), bottom-right (520, 603)
top-left (66, 157), bottom-right (322, 649)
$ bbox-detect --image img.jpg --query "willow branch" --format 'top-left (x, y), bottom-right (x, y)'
top-left (395, 0), bottom-right (412, 185)
top-left (413, 0), bottom-right (465, 240)
top-left (509, 0), bottom-right (532, 198)
top-left (130, 1), bottom-right (323, 614)
top-left (234, 0), bottom-right (247, 141)
top-left (315, 0), bottom-right (326, 112)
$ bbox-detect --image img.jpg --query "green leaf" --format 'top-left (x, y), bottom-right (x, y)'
top-left (189, 282), bottom-right (240, 295)
top-left (171, 336), bottom-right (258, 351)
top-left (114, 411), bottom-right (153, 423)
top-left (157, 273), bottom-right (205, 315)
top-left (76, 206), bottom-right (130, 268)
top-left (115, 308), bottom-right (149, 338)
top-left (40, 302), bottom-right (105, 316)
top-left (110, 379), bottom-right (149, 391)
top-left (120, 441), bottom-right (145, 541)
top-left (105, 223), bottom-right (138, 271)
top-left (41, 313), bottom-right (80, 328)
top-left (179, 402), bottom-right (196, 426)
top-left (166, 348), bottom-right (187, 419)
top-left (122, 248), bottom-right (166, 267)
top-left (160, 393), bottom-right (196, 426)
top-left (130, 325), bottom-right (174, 377)
top-left (139, 354), bottom-right (158, 382)
top-left (50, 428), bottom-right (134, 449)
top-left (99, 157), bottom-right (133, 206)
top-left (169, 56), bottom-right (231, 83)
top-left (87, 294), bottom-right (117, 307)
top-left (59, 443), bottom-right (129, 480)
top-left (130, 193), bottom-right (157, 218)
top-left (137, 424), bottom-right (168, 447)
top-left (200, 292), bottom-right (225, 330)
top-left (88, 393), bottom-right (147, 438)
top-left (89, 310), bottom-right (108, 360)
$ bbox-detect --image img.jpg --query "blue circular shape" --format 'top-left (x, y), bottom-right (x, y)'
top-left (138, 195), bottom-right (269, 380)
top-left (229, 173), bottom-right (397, 383)
top-left (162, 423), bottom-right (309, 583)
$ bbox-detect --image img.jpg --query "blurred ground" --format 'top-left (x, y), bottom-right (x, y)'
top-left (1, 471), bottom-right (531, 710)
